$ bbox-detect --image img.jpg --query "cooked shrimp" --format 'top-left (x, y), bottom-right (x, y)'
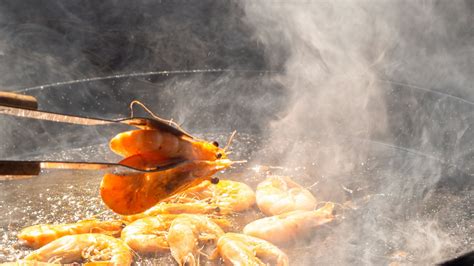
top-left (121, 214), bottom-right (231, 254)
top-left (123, 179), bottom-right (256, 221)
top-left (256, 175), bottom-right (317, 216)
top-left (122, 180), bottom-right (221, 221)
top-left (123, 201), bottom-right (220, 222)
top-left (22, 233), bottom-right (132, 265)
top-left (100, 159), bottom-right (233, 215)
top-left (110, 102), bottom-right (233, 167)
top-left (18, 219), bottom-right (125, 249)
top-left (167, 214), bottom-right (224, 266)
top-left (121, 215), bottom-right (176, 254)
top-left (103, 104), bottom-right (238, 215)
top-left (243, 203), bottom-right (335, 245)
top-left (110, 129), bottom-right (228, 165)
top-left (185, 179), bottom-right (256, 213)
top-left (217, 233), bottom-right (289, 266)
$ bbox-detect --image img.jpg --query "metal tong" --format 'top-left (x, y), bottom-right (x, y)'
top-left (0, 91), bottom-right (190, 180)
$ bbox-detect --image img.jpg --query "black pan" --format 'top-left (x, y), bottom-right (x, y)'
top-left (0, 73), bottom-right (472, 265)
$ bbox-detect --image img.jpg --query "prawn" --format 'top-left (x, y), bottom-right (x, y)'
top-left (121, 215), bottom-right (176, 254)
top-left (102, 102), bottom-right (238, 215)
top-left (243, 202), bottom-right (335, 245)
top-left (256, 175), bottom-right (317, 216)
top-left (167, 214), bottom-right (224, 266)
top-left (121, 215), bottom-right (231, 254)
top-left (100, 159), bottom-right (233, 215)
top-left (22, 233), bottom-right (133, 265)
top-left (123, 202), bottom-right (220, 222)
top-left (110, 129), bottom-right (230, 169)
top-left (184, 179), bottom-right (256, 213)
top-left (216, 233), bottom-right (289, 266)
top-left (109, 102), bottom-right (236, 169)
top-left (123, 179), bottom-right (256, 221)
top-left (18, 219), bottom-right (125, 249)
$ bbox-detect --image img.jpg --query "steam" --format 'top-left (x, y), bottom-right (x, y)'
top-left (242, 0), bottom-right (473, 265)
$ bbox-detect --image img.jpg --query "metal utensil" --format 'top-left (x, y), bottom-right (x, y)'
top-left (0, 104), bottom-right (192, 138)
top-left (0, 159), bottom-right (188, 181)
top-left (0, 91), bottom-right (191, 179)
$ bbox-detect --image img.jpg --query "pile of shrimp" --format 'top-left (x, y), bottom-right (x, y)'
top-left (6, 175), bottom-right (336, 265)
top-left (4, 107), bottom-right (338, 265)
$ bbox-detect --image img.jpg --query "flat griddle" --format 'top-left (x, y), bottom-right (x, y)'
top-left (0, 73), bottom-right (472, 265)
top-left (0, 133), bottom-right (472, 265)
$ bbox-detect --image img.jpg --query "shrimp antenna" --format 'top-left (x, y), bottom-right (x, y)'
top-left (224, 130), bottom-right (237, 151)
top-left (129, 100), bottom-right (167, 121)
top-left (129, 100), bottom-right (194, 137)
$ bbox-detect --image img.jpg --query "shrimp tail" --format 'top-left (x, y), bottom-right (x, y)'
top-left (181, 253), bottom-right (196, 266)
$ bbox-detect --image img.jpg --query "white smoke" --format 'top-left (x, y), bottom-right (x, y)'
top-left (242, 0), bottom-right (473, 264)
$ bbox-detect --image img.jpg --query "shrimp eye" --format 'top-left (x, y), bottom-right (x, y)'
top-left (216, 152), bottom-right (222, 159)
top-left (211, 177), bottom-right (220, 184)
top-left (212, 141), bottom-right (219, 147)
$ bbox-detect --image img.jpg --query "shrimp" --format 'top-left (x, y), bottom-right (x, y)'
top-left (110, 130), bottom-right (229, 167)
top-left (110, 101), bottom-right (234, 168)
top-left (256, 175), bottom-right (317, 216)
top-left (18, 219), bottom-right (125, 249)
top-left (121, 215), bottom-right (231, 254)
top-left (123, 201), bottom-right (220, 222)
top-left (123, 179), bottom-right (256, 221)
top-left (102, 103), bottom-right (238, 215)
top-left (100, 159), bottom-right (233, 215)
top-left (217, 233), bottom-right (289, 266)
top-left (121, 215), bottom-right (176, 254)
top-left (243, 202), bottom-right (335, 245)
top-left (184, 179), bottom-right (256, 213)
top-left (22, 233), bottom-right (132, 265)
top-left (167, 214), bottom-right (224, 266)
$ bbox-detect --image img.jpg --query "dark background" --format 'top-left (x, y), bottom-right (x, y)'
top-left (0, 0), bottom-right (270, 88)
top-left (0, 0), bottom-right (289, 158)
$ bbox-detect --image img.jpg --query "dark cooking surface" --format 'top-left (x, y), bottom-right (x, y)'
top-left (0, 132), bottom-right (472, 265)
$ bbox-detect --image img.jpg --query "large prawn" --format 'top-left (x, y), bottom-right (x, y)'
top-left (21, 233), bottom-right (133, 265)
top-left (243, 202), bottom-right (335, 245)
top-left (18, 219), bottom-right (125, 249)
top-left (109, 101), bottom-right (235, 169)
top-left (100, 102), bottom-right (237, 215)
top-left (101, 159), bottom-right (234, 215)
top-left (110, 129), bottom-right (230, 168)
